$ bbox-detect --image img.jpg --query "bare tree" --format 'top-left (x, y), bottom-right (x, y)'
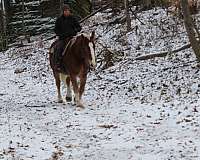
top-left (22, 0), bottom-right (25, 35)
top-left (112, 0), bottom-right (122, 14)
top-left (1, 0), bottom-right (6, 33)
top-left (180, 0), bottom-right (200, 61)
top-left (124, 0), bottom-right (131, 32)
top-left (0, 0), bottom-right (8, 50)
top-left (142, 0), bottom-right (151, 9)
top-left (59, 0), bottom-right (64, 13)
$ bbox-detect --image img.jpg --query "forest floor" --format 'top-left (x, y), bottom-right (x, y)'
top-left (1, 8), bottom-right (200, 160)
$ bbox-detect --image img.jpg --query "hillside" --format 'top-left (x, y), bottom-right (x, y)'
top-left (0, 7), bottom-right (200, 160)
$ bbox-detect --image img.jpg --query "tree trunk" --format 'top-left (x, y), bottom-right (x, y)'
top-left (112, 0), bottom-right (122, 14)
top-left (142, 0), bottom-right (151, 9)
top-left (0, 0), bottom-right (8, 50)
top-left (22, 0), bottom-right (25, 35)
top-left (60, 0), bottom-right (64, 13)
top-left (180, 0), bottom-right (200, 61)
top-left (124, 0), bottom-right (131, 32)
top-left (1, 0), bottom-right (6, 32)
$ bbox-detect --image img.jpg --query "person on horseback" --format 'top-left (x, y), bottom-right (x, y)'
top-left (54, 4), bottom-right (82, 71)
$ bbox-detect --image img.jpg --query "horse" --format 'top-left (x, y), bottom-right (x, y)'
top-left (49, 31), bottom-right (96, 108)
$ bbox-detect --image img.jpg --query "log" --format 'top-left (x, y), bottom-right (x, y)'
top-left (135, 43), bottom-right (191, 60)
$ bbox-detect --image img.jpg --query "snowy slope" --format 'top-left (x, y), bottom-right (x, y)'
top-left (0, 8), bottom-right (200, 160)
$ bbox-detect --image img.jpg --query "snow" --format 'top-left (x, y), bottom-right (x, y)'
top-left (0, 7), bottom-right (200, 160)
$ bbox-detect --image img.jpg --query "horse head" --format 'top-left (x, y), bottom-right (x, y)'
top-left (80, 31), bottom-right (96, 70)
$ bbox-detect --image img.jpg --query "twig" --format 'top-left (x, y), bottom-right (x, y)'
top-left (25, 104), bottom-right (46, 108)
top-left (129, 7), bottom-right (145, 25)
top-left (98, 124), bottom-right (117, 129)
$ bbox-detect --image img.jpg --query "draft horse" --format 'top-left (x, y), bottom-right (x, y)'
top-left (49, 31), bottom-right (96, 108)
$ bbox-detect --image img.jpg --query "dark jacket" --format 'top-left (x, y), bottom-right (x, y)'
top-left (54, 14), bottom-right (82, 40)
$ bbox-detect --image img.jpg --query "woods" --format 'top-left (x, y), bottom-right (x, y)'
top-left (1, 0), bottom-right (200, 54)
top-left (1, 0), bottom-right (200, 57)
top-left (0, 0), bottom-right (92, 50)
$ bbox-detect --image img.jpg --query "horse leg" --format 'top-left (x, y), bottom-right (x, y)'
top-left (70, 75), bottom-right (83, 107)
top-left (65, 76), bottom-right (72, 101)
top-left (79, 74), bottom-right (87, 105)
top-left (54, 72), bottom-right (63, 103)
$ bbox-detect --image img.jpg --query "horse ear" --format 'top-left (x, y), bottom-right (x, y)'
top-left (90, 31), bottom-right (95, 42)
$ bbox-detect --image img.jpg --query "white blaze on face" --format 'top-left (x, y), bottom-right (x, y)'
top-left (82, 33), bottom-right (96, 67)
top-left (89, 42), bottom-right (96, 67)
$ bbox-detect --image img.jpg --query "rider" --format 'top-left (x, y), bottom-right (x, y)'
top-left (54, 4), bottom-right (82, 70)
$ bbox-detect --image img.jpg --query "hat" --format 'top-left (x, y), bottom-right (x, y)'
top-left (63, 4), bottom-right (70, 11)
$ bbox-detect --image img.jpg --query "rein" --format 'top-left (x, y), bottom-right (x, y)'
top-left (62, 36), bottom-right (76, 56)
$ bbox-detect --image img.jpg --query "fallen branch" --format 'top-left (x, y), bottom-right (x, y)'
top-left (25, 104), bottom-right (46, 108)
top-left (108, 15), bottom-right (126, 26)
top-left (135, 43), bottom-right (191, 60)
top-left (98, 124), bottom-right (117, 129)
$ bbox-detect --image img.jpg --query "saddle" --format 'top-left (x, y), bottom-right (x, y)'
top-left (50, 37), bottom-right (73, 73)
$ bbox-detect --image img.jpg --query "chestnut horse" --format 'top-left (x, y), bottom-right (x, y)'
top-left (49, 31), bottom-right (96, 108)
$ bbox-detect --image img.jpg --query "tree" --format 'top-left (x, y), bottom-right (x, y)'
top-left (0, 0), bottom-right (8, 50)
top-left (60, 0), bottom-right (64, 12)
top-left (22, 0), bottom-right (25, 35)
top-left (0, 0), bottom-right (6, 33)
top-left (180, 0), bottom-right (200, 61)
top-left (124, 0), bottom-right (131, 32)
top-left (112, 0), bottom-right (122, 14)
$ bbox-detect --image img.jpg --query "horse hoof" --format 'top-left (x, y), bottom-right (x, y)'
top-left (77, 103), bottom-right (85, 109)
top-left (66, 96), bottom-right (72, 102)
top-left (58, 99), bottom-right (63, 103)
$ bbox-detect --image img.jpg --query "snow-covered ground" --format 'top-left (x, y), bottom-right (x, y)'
top-left (1, 8), bottom-right (200, 160)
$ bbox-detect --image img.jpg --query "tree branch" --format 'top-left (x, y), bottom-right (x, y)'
top-left (79, 2), bottom-right (112, 23)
